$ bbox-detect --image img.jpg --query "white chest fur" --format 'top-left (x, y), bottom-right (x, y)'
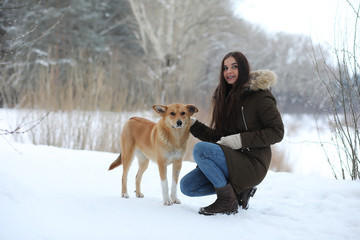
top-left (164, 148), bottom-right (184, 163)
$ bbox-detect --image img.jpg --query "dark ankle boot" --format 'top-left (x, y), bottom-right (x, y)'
top-left (198, 184), bottom-right (238, 216)
top-left (236, 187), bottom-right (257, 210)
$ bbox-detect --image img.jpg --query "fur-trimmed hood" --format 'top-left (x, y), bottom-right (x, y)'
top-left (247, 70), bottom-right (277, 91)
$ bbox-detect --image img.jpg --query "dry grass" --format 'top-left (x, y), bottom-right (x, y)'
top-left (3, 47), bottom-right (150, 112)
top-left (270, 146), bottom-right (292, 172)
top-left (4, 107), bottom-right (291, 174)
top-left (6, 109), bottom-right (156, 153)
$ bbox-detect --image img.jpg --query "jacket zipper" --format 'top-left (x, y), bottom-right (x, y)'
top-left (241, 106), bottom-right (248, 131)
top-left (241, 106), bottom-right (251, 152)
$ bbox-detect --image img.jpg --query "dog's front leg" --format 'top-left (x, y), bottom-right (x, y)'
top-left (157, 159), bottom-right (172, 205)
top-left (171, 159), bottom-right (182, 204)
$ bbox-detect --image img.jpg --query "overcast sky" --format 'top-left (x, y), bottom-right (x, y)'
top-left (234, 0), bottom-right (357, 46)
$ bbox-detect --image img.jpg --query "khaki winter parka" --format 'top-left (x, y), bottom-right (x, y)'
top-left (190, 70), bottom-right (284, 194)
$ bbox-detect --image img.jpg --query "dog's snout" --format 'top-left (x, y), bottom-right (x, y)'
top-left (176, 120), bottom-right (182, 126)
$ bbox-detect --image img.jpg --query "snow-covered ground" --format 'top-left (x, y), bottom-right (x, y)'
top-left (1, 110), bottom-right (360, 240)
top-left (1, 141), bottom-right (359, 240)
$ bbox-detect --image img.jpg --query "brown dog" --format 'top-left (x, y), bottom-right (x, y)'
top-left (109, 103), bottom-right (198, 205)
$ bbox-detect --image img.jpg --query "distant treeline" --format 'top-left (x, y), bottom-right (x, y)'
top-left (0, 0), bottom-right (338, 113)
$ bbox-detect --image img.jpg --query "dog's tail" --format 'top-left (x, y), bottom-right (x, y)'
top-left (108, 154), bottom-right (122, 170)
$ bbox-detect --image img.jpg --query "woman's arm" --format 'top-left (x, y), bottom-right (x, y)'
top-left (190, 120), bottom-right (222, 143)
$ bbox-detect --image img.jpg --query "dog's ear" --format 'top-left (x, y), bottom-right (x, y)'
top-left (186, 105), bottom-right (198, 115)
top-left (153, 105), bottom-right (167, 116)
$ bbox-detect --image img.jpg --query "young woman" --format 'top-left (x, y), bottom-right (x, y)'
top-left (180, 51), bottom-right (284, 215)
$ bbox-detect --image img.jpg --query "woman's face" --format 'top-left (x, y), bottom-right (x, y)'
top-left (223, 56), bottom-right (238, 85)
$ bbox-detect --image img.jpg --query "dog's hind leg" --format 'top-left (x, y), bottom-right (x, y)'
top-left (121, 147), bottom-right (135, 198)
top-left (171, 159), bottom-right (182, 204)
top-left (135, 151), bottom-right (149, 198)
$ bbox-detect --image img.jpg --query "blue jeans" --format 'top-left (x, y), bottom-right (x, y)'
top-left (180, 142), bottom-right (230, 197)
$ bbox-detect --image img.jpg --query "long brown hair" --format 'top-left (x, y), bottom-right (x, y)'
top-left (210, 52), bottom-right (250, 134)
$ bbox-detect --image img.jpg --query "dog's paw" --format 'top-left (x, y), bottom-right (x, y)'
top-left (121, 193), bottom-right (129, 198)
top-left (172, 198), bottom-right (181, 204)
top-left (171, 194), bottom-right (181, 204)
top-left (136, 192), bottom-right (144, 198)
top-left (163, 200), bottom-right (173, 206)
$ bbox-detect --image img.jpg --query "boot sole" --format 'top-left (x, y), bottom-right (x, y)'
top-left (198, 209), bottom-right (238, 216)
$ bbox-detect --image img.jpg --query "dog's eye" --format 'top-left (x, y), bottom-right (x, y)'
top-left (170, 112), bottom-right (176, 116)
top-left (181, 112), bottom-right (185, 116)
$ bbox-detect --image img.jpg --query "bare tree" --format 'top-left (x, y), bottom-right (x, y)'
top-left (0, 0), bottom-right (66, 134)
top-left (0, 0), bottom-right (69, 65)
top-left (312, 0), bottom-right (359, 180)
top-left (128, 0), bottom-right (238, 104)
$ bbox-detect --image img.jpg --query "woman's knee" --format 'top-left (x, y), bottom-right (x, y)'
top-left (193, 142), bottom-right (209, 155)
top-left (193, 142), bottom-right (211, 162)
top-left (193, 141), bottom-right (222, 165)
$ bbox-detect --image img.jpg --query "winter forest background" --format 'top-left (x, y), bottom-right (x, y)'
top-left (1, 0), bottom-right (329, 112)
top-left (0, 0), bottom-right (359, 180)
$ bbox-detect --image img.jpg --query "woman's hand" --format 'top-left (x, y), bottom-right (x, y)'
top-left (216, 133), bottom-right (242, 149)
